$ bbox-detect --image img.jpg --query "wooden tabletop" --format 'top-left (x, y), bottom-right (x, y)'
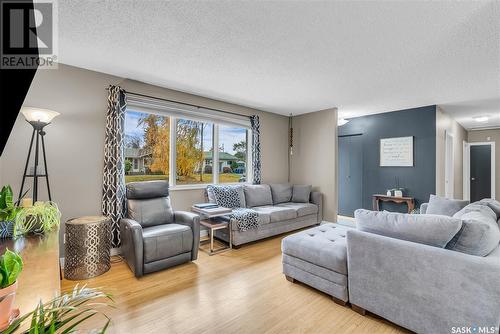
top-left (0, 231), bottom-right (60, 315)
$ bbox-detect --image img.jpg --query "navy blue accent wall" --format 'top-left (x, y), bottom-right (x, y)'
top-left (338, 106), bottom-right (436, 213)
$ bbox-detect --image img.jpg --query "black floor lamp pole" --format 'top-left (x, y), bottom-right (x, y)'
top-left (19, 124), bottom-right (52, 202)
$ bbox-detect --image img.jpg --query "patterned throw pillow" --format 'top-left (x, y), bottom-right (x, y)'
top-left (208, 185), bottom-right (241, 209)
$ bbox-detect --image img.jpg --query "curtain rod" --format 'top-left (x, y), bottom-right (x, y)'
top-left (106, 87), bottom-right (252, 119)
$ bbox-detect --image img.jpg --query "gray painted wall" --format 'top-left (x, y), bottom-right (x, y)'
top-left (338, 106), bottom-right (437, 212)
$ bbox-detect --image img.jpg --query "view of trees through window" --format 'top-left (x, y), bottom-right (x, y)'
top-left (124, 109), bottom-right (249, 185)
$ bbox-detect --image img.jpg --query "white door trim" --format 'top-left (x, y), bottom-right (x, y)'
top-left (463, 141), bottom-right (496, 200)
top-left (444, 131), bottom-right (454, 198)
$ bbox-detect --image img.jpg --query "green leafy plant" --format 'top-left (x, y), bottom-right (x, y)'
top-left (14, 201), bottom-right (61, 237)
top-left (0, 249), bottom-right (23, 289)
top-left (5, 285), bottom-right (113, 334)
top-left (0, 186), bottom-right (23, 222)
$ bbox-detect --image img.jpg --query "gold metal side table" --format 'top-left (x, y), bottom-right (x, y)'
top-left (199, 219), bottom-right (232, 255)
top-left (64, 216), bottom-right (111, 280)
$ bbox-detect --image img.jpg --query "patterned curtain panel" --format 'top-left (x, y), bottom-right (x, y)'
top-left (102, 85), bottom-right (127, 247)
top-left (250, 115), bottom-right (261, 184)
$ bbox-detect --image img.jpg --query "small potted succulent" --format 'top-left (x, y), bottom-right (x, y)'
top-left (0, 249), bottom-right (23, 330)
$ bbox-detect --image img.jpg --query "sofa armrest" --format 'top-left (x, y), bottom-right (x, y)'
top-left (420, 202), bottom-right (428, 214)
top-left (310, 191), bottom-right (323, 222)
top-left (346, 229), bottom-right (500, 333)
top-left (174, 211), bottom-right (200, 261)
top-left (120, 218), bottom-right (144, 277)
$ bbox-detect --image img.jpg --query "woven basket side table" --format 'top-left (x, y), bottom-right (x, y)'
top-left (64, 216), bottom-right (111, 280)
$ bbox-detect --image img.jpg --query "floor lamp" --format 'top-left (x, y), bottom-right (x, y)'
top-left (19, 107), bottom-right (60, 202)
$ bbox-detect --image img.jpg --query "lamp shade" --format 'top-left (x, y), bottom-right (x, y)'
top-left (21, 107), bottom-right (60, 124)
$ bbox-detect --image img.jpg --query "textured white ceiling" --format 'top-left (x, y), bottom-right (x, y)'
top-left (58, 1), bottom-right (500, 128)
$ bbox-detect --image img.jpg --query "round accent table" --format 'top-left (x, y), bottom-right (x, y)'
top-left (64, 216), bottom-right (111, 280)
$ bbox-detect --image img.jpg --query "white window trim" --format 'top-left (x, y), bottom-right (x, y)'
top-left (125, 104), bottom-right (253, 190)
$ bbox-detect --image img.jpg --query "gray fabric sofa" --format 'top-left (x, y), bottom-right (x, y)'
top-left (208, 184), bottom-right (323, 246)
top-left (120, 180), bottom-right (200, 277)
top-left (282, 198), bottom-right (500, 333)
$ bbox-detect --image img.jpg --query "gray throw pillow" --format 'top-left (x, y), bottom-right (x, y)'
top-left (355, 209), bottom-right (462, 248)
top-left (270, 184), bottom-right (292, 204)
top-left (291, 185), bottom-right (312, 203)
top-left (449, 207), bottom-right (500, 256)
top-left (477, 199), bottom-right (500, 220)
top-left (425, 194), bottom-right (469, 216)
top-left (243, 184), bottom-right (273, 207)
top-left (453, 203), bottom-right (497, 222)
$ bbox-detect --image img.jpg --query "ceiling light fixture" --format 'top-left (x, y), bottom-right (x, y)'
top-left (473, 116), bottom-right (489, 123)
top-left (338, 118), bottom-right (349, 126)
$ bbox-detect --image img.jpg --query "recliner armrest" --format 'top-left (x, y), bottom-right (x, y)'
top-left (120, 218), bottom-right (144, 277)
top-left (310, 191), bottom-right (323, 222)
top-left (174, 211), bottom-right (200, 261)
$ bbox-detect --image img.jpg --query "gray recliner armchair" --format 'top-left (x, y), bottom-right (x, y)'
top-left (120, 180), bottom-right (200, 277)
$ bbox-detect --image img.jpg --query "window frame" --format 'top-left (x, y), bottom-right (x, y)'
top-left (124, 105), bottom-right (253, 191)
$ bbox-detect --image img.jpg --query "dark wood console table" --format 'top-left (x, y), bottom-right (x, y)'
top-left (372, 194), bottom-right (415, 213)
top-left (0, 231), bottom-right (60, 316)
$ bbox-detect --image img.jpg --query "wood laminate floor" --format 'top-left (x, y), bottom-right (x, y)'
top-left (62, 232), bottom-right (409, 334)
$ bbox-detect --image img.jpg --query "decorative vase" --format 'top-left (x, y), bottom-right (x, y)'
top-left (0, 221), bottom-right (14, 239)
top-left (0, 281), bottom-right (18, 330)
top-left (386, 190), bottom-right (392, 196)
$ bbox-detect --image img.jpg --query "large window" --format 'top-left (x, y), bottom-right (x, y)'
top-left (176, 119), bottom-right (214, 185)
top-left (124, 110), bottom-right (169, 183)
top-left (219, 125), bottom-right (248, 183)
top-left (124, 108), bottom-right (251, 187)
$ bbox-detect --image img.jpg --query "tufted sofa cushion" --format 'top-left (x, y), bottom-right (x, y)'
top-left (282, 223), bottom-right (350, 275)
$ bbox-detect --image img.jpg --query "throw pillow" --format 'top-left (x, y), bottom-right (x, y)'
top-left (291, 185), bottom-right (312, 203)
top-left (207, 185), bottom-right (242, 209)
top-left (425, 194), bottom-right (469, 216)
top-left (477, 199), bottom-right (500, 220)
top-left (243, 184), bottom-right (273, 207)
top-left (449, 205), bottom-right (500, 256)
top-left (355, 209), bottom-right (463, 248)
top-left (270, 184), bottom-right (292, 204)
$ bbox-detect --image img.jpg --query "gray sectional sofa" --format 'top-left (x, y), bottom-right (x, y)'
top-left (207, 184), bottom-right (323, 246)
top-left (282, 196), bottom-right (500, 333)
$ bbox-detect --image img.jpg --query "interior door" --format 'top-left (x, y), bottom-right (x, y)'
top-left (338, 135), bottom-right (363, 217)
top-left (470, 145), bottom-right (491, 202)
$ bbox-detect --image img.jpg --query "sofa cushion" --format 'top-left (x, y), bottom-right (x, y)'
top-left (270, 184), bottom-right (293, 204)
top-left (282, 224), bottom-right (351, 275)
top-left (355, 209), bottom-right (462, 248)
top-left (477, 199), bottom-right (500, 220)
top-left (143, 224), bottom-right (193, 263)
top-left (244, 184), bottom-right (273, 207)
top-left (453, 203), bottom-right (497, 221)
top-left (425, 194), bottom-right (469, 216)
top-left (128, 197), bottom-right (174, 228)
top-left (449, 207), bottom-right (500, 256)
top-left (252, 206), bottom-right (297, 222)
top-left (277, 202), bottom-right (318, 217)
top-left (291, 185), bottom-right (312, 203)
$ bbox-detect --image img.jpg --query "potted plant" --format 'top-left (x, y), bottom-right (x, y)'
top-left (4, 285), bottom-right (112, 333)
top-left (14, 201), bottom-right (61, 237)
top-left (0, 186), bottom-right (24, 238)
top-left (0, 249), bottom-right (23, 330)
